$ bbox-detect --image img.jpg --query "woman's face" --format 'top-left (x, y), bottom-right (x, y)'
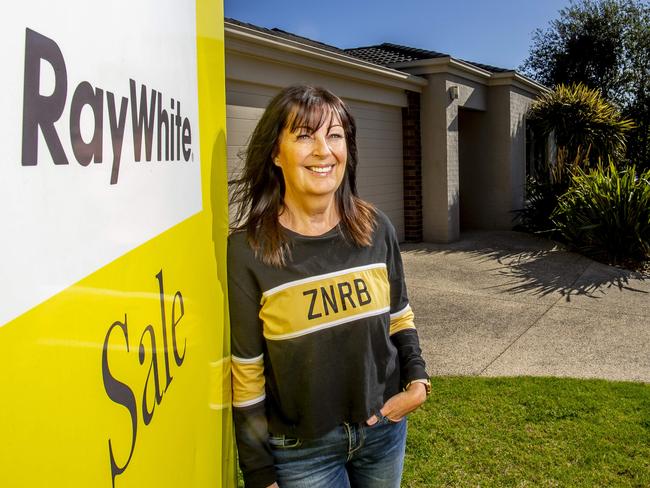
top-left (274, 107), bottom-right (347, 206)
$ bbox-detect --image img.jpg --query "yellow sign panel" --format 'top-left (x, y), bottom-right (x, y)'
top-left (0, 1), bottom-right (234, 486)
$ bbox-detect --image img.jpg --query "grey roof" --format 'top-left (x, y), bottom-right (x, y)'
top-left (345, 43), bottom-right (513, 73)
top-left (226, 18), bottom-right (514, 74)
top-left (345, 43), bottom-right (449, 65)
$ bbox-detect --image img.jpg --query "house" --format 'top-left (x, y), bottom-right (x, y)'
top-left (224, 18), bottom-right (546, 242)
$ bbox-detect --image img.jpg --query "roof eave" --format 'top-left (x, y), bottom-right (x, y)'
top-left (388, 57), bottom-right (548, 95)
top-left (224, 21), bottom-right (427, 91)
top-left (488, 72), bottom-right (550, 94)
top-left (389, 57), bottom-right (493, 80)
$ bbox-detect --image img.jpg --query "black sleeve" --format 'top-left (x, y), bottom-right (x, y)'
top-left (228, 236), bottom-right (276, 488)
top-left (383, 216), bottom-right (429, 385)
top-left (232, 404), bottom-right (276, 488)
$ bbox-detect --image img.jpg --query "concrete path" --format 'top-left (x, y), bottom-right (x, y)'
top-left (401, 231), bottom-right (650, 383)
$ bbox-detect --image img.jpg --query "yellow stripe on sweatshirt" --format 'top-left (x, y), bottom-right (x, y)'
top-left (231, 355), bottom-right (265, 408)
top-left (389, 305), bottom-right (416, 335)
top-left (260, 264), bottom-right (390, 340)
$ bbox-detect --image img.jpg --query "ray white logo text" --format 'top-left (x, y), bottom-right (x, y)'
top-left (21, 28), bottom-right (193, 185)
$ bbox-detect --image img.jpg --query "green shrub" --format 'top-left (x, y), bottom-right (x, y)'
top-left (551, 163), bottom-right (650, 269)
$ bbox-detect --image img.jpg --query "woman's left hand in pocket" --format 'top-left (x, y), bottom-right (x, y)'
top-left (365, 382), bottom-right (428, 426)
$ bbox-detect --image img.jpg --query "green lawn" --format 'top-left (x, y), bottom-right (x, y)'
top-left (403, 376), bottom-right (650, 488)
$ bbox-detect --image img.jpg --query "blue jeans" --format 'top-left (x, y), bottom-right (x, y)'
top-left (269, 417), bottom-right (407, 488)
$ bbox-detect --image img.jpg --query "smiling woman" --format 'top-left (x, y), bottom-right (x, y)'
top-left (229, 85), bottom-right (377, 266)
top-left (274, 107), bottom-right (347, 229)
top-left (228, 85), bottom-right (430, 488)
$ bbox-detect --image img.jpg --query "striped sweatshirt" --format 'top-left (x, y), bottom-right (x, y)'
top-left (227, 211), bottom-right (428, 488)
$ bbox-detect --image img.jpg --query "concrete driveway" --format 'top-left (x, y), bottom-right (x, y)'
top-left (402, 231), bottom-right (650, 383)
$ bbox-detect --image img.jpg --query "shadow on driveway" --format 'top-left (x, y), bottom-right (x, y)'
top-left (401, 231), bottom-right (650, 382)
top-left (402, 231), bottom-right (648, 301)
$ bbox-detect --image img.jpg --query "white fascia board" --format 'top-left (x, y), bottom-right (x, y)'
top-left (488, 72), bottom-right (550, 95)
top-left (224, 23), bottom-right (426, 92)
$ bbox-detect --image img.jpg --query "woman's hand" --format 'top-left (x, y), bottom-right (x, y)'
top-left (266, 483), bottom-right (279, 488)
top-left (366, 382), bottom-right (427, 425)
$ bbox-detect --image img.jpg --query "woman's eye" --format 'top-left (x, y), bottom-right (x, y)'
top-left (296, 133), bottom-right (311, 140)
top-left (329, 133), bottom-right (344, 139)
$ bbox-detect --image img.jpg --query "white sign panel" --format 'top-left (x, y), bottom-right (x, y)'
top-left (0, 0), bottom-right (202, 325)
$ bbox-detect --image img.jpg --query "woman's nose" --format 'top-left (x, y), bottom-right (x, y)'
top-left (311, 134), bottom-right (332, 157)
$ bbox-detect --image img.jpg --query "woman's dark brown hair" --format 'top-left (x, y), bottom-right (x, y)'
top-left (229, 84), bottom-right (376, 267)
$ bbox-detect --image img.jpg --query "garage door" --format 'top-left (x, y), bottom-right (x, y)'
top-left (347, 100), bottom-right (404, 240)
top-left (226, 99), bottom-right (404, 240)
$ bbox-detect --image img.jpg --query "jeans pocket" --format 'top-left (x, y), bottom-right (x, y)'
top-left (373, 413), bottom-right (399, 427)
top-left (268, 434), bottom-right (303, 449)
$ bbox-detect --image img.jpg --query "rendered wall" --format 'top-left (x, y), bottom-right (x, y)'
top-left (421, 72), bottom-right (537, 238)
top-left (484, 85), bottom-right (536, 229)
top-left (421, 73), bottom-right (458, 242)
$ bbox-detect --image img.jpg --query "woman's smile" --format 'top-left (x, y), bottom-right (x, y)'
top-left (305, 164), bottom-right (335, 175)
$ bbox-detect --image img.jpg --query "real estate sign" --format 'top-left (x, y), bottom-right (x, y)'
top-left (0, 0), bottom-right (233, 486)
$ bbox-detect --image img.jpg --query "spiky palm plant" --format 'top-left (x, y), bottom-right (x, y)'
top-left (528, 83), bottom-right (635, 176)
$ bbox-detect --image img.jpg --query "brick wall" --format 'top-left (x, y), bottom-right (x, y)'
top-left (402, 90), bottom-right (423, 242)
